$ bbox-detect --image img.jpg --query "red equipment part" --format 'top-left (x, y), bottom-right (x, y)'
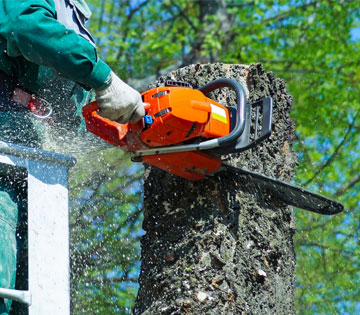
top-left (142, 151), bottom-right (222, 181)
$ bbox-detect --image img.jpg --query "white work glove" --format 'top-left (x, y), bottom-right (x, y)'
top-left (95, 71), bottom-right (145, 123)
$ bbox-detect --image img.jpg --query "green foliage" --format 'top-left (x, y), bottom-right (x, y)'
top-left (70, 0), bottom-right (360, 313)
top-left (69, 148), bottom-right (143, 313)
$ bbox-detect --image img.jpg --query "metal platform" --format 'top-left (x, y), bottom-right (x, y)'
top-left (0, 141), bottom-right (76, 315)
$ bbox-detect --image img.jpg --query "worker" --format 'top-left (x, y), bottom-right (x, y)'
top-left (0, 0), bottom-right (145, 313)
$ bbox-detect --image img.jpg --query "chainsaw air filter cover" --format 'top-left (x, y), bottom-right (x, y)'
top-left (140, 86), bottom-right (230, 147)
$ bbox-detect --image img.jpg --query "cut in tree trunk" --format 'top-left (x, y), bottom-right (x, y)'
top-left (134, 63), bottom-right (297, 314)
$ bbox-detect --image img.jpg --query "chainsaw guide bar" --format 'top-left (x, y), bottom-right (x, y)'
top-left (220, 163), bottom-right (344, 215)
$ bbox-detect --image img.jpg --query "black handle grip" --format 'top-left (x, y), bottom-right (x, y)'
top-left (198, 78), bottom-right (246, 148)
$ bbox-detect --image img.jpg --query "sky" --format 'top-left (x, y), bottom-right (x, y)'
top-left (351, 26), bottom-right (360, 41)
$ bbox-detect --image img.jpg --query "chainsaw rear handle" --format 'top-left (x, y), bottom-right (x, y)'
top-left (82, 102), bottom-right (151, 124)
top-left (82, 101), bottom-right (150, 147)
top-left (199, 78), bottom-right (246, 148)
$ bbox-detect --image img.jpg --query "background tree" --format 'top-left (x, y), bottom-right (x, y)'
top-left (68, 1), bottom-right (360, 313)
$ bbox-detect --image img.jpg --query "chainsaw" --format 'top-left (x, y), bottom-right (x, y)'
top-left (82, 79), bottom-right (343, 215)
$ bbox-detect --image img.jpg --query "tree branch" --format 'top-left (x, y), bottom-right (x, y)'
top-left (262, 1), bottom-right (319, 27)
top-left (295, 241), bottom-right (354, 256)
top-left (115, 0), bottom-right (151, 61)
top-left (335, 172), bottom-right (360, 197)
top-left (168, 1), bottom-right (198, 32)
top-left (303, 110), bottom-right (360, 186)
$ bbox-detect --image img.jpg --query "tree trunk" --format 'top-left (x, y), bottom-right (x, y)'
top-left (134, 63), bottom-right (297, 314)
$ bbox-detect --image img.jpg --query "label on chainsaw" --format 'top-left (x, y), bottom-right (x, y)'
top-left (210, 104), bottom-right (227, 124)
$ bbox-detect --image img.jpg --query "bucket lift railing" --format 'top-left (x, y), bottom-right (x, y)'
top-left (0, 140), bottom-right (75, 315)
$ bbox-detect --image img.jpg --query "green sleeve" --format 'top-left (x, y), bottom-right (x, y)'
top-left (0, 0), bottom-right (111, 90)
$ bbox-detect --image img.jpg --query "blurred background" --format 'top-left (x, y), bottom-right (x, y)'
top-left (69, 1), bottom-right (360, 313)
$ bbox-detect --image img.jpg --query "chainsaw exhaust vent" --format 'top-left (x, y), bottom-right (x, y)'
top-left (152, 90), bottom-right (169, 98)
top-left (165, 80), bottom-right (192, 88)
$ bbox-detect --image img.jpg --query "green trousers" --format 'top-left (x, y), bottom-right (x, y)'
top-left (0, 188), bottom-right (18, 315)
top-left (0, 178), bottom-right (28, 315)
top-left (0, 111), bottom-right (39, 315)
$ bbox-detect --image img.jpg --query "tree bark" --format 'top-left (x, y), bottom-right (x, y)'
top-left (134, 63), bottom-right (297, 314)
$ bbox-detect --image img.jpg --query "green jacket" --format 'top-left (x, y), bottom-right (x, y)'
top-left (0, 0), bottom-right (111, 92)
top-left (0, 0), bottom-right (112, 150)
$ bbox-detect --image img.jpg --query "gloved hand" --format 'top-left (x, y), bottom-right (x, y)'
top-left (95, 71), bottom-right (145, 123)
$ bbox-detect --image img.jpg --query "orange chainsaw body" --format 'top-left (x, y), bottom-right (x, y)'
top-left (82, 85), bottom-right (230, 180)
top-left (141, 86), bottom-right (230, 146)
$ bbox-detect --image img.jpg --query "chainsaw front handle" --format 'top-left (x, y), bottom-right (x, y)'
top-left (199, 78), bottom-right (246, 148)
